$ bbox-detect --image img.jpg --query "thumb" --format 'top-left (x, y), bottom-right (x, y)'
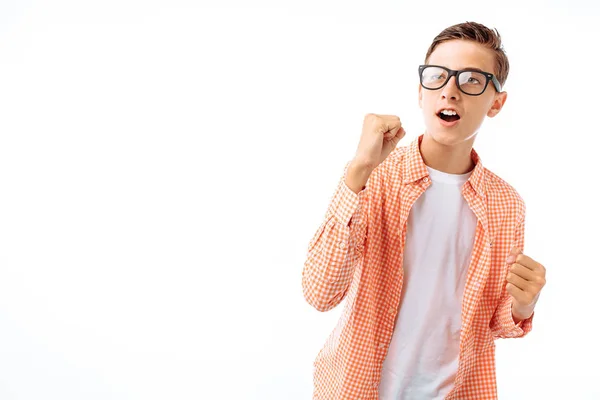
top-left (506, 246), bottom-right (522, 264)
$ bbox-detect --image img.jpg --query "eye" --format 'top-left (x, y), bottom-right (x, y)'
top-left (425, 73), bottom-right (446, 82)
top-left (459, 71), bottom-right (486, 87)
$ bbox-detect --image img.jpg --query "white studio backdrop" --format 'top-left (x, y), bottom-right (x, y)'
top-left (0, 0), bottom-right (598, 399)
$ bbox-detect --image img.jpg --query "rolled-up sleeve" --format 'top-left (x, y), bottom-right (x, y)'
top-left (301, 161), bottom-right (372, 312)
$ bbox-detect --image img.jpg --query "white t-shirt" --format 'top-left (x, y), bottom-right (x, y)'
top-left (378, 165), bottom-right (478, 400)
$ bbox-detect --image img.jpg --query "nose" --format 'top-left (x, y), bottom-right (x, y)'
top-left (441, 76), bottom-right (460, 100)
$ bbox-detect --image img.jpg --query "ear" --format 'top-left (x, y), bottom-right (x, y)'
top-left (487, 91), bottom-right (508, 118)
top-left (418, 84), bottom-right (423, 109)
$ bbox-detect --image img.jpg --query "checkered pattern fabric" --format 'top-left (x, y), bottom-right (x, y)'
top-left (302, 134), bottom-right (534, 399)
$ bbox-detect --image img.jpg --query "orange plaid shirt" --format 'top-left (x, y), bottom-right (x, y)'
top-left (302, 134), bottom-right (534, 399)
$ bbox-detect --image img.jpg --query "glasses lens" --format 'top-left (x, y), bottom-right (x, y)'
top-left (458, 71), bottom-right (488, 95)
top-left (421, 66), bottom-right (447, 89)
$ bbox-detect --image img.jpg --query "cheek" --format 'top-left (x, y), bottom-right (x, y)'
top-left (478, 96), bottom-right (496, 117)
top-left (472, 104), bottom-right (492, 120)
top-left (420, 92), bottom-right (435, 111)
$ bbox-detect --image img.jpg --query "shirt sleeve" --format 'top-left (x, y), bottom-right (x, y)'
top-left (301, 161), bottom-right (373, 312)
top-left (490, 211), bottom-right (535, 339)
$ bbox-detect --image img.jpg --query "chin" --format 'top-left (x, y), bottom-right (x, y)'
top-left (425, 120), bottom-right (479, 147)
top-left (425, 129), bottom-right (475, 147)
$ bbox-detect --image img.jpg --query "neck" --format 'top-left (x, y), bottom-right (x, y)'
top-left (419, 133), bottom-right (476, 174)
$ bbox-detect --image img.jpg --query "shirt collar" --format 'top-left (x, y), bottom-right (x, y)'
top-left (402, 134), bottom-right (487, 197)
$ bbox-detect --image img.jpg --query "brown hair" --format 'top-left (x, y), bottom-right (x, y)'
top-left (424, 21), bottom-right (509, 88)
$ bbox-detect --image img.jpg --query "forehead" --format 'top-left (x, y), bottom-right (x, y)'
top-left (428, 39), bottom-right (496, 73)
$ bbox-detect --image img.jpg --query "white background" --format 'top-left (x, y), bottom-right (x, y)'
top-left (0, 0), bottom-right (599, 399)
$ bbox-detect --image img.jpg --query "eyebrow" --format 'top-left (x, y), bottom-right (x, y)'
top-left (429, 64), bottom-right (491, 74)
top-left (458, 67), bottom-right (486, 73)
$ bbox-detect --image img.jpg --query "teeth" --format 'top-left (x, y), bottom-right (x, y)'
top-left (441, 109), bottom-right (457, 116)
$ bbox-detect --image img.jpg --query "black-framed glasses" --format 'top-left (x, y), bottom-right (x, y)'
top-left (418, 65), bottom-right (502, 96)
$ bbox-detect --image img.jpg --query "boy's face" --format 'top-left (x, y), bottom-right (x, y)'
top-left (418, 39), bottom-right (507, 147)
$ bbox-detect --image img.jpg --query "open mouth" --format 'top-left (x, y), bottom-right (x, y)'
top-left (438, 110), bottom-right (461, 123)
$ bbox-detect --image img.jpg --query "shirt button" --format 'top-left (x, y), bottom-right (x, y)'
top-left (338, 241), bottom-right (346, 249)
top-left (423, 177), bottom-right (429, 183)
top-left (379, 342), bottom-right (386, 349)
top-left (388, 307), bottom-right (395, 314)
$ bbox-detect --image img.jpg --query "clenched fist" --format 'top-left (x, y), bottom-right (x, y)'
top-left (505, 247), bottom-right (546, 322)
top-left (355, 114), bottom-right (406, 170)
top-left (345, 114), bottom-right (406, 193)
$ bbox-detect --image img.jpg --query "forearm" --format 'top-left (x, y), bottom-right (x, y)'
top-left (345, 158), bottom-right (374, 194)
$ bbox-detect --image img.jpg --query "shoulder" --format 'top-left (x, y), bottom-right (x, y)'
top-left (373, 145), bottom-right (409, 177)
top-left (484, 168), bottom-right (526, 219)
top-left (389, 145), bottom-right (410, 164)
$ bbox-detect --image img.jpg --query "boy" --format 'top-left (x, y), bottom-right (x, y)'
top-left (301, 22), bottom-right (546, 399)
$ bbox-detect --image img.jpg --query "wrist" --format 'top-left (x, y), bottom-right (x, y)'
top-left (511, 302), bottom-right (534, 323)
top-left (345, 159), bottom-right (374, 194)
